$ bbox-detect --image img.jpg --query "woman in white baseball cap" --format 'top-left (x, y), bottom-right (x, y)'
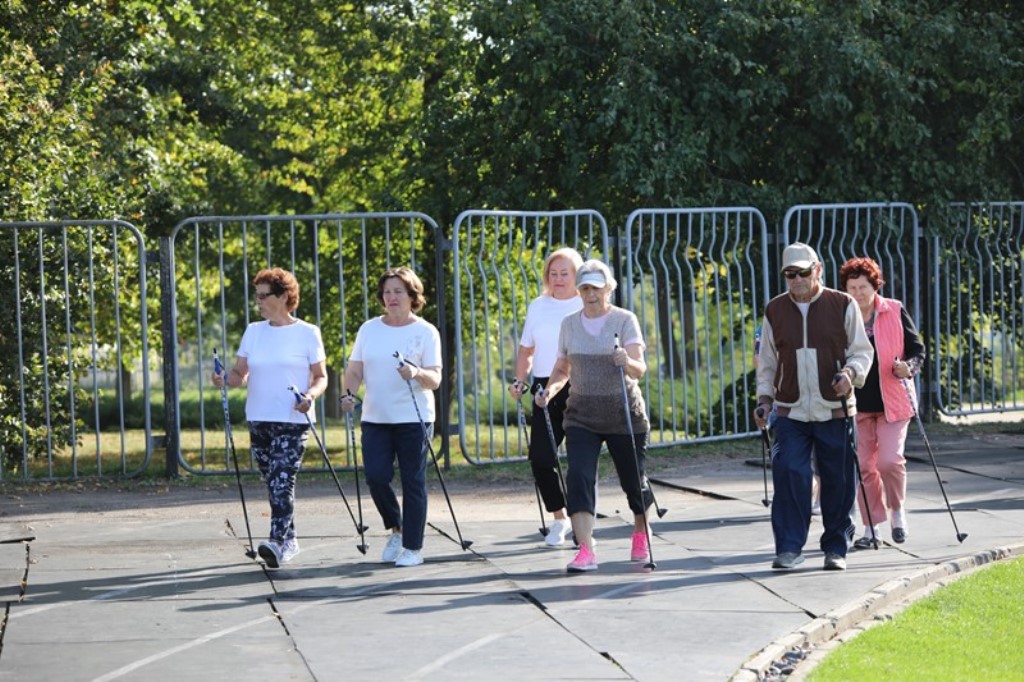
top-left (535, 259), bottom-right (656, 572)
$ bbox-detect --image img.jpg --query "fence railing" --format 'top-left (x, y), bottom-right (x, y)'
top-left (0, 220), bottom-right (152, 481)
top-left (622, 207), bottom-right (770, 445)
top-left (3, 202), bottom-right (1022, 481)
top-left (931, 202), bottom-right (1024, 415)
top-left (450, 209), bottom-right (609, 464)
top-left (163, 213), bottom-right (445, 476)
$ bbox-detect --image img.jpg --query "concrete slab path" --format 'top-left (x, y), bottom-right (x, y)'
top-left (2, 428), bottom-right (1023, 681)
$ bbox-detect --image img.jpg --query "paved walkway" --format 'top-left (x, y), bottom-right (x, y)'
top-left (2, 428), bottom-right (1023, 681)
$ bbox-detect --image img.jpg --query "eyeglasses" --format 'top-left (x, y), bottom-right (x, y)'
top-left (255, 291), bottom-right (278, 301)
top-left (783, 267), bottom-right (815, 280)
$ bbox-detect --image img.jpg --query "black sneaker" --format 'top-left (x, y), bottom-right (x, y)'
top-left (823, 552), bottom-right (847, 571)
top-left (892, 527), bottom-right (907, 544)
top-left (852, 536), bottom-right (876, 550)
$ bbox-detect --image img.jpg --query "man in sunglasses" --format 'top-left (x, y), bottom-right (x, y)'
top-left (753, 242), bottom-right (873, 572)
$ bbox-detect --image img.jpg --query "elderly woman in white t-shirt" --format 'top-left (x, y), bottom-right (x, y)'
top-left (212, 268), bottom-right (328, 569)
top-left (508, 247), bottom-right (584, 546)
top-left (341, 267), bottom-right (442, 568)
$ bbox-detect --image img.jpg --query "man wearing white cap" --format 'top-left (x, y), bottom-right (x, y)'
top-left (754, 242), bottom-right (873, 571)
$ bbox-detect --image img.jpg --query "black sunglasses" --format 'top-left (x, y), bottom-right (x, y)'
top-left (783, 267), bottom-right (815, 280)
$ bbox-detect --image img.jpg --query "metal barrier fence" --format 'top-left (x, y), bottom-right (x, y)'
top-left (450, 210), bottom-right (609, 464)
top-left (163, 213), bottom-right (444, 475)
top-left (3, 202), bottom-right (1023, 481)
top-left (621, 208), bottom-right (770, 445)
top-left (781, 202), bottom-right (920, 322)
top-left (0, 220), bottom-right (152, 481)
top-left (931, 202), bottom-right (1024, 415)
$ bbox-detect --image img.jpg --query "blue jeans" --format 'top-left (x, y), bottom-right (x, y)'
top-left (771, 416), bottom-right (856, 557)
top-left (249, 421), bottom-right (309, 543)
top-left (361, 422), bottom-right (430, 551)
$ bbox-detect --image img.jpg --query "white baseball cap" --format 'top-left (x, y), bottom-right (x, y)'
top-left (576, 270), bottom-right (607, 288)
top-left (781, 242), bottom-right (819, 270)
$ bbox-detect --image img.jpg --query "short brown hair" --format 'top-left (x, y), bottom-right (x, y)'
top-left (253, 268), bottom-right (301, 311)
top-left (377, 267), bottom-right (427, 313)
top-left (838, 257), bottom-right (885, 292)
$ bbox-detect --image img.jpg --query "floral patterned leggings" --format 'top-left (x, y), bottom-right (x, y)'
top-left (249, 421), bottom-right (310, 542)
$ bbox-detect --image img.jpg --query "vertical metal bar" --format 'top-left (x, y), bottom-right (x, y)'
top-left (159, 236), bottom-right (180, 477)
top-left (37, 229), bottom-right (55, 477)
top-left (60, 228), bottom-right (79, 477)
top-left (88, 227), bottom-right (102, 470)
top-left (111, 224), bottom-right (127, 473)
top-left (216, 220), bottom-right (229, 470)
top-left (193, 221), bottom-right (207, 469)
top-left (13, 231), bottom-right (29, 479)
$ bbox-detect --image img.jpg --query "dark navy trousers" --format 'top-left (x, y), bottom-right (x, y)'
top-left (770, 416), bottom-right (857, 557)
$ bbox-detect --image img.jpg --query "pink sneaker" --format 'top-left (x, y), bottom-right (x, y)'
top-left (566, 544), bottom-right (598, 573)
top-left (630, 532), bottom-right (650, 562)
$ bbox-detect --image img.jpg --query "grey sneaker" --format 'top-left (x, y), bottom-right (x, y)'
top-left (258, 540), bottom-right (282, 569)
top-left (381, 533), bottom-right (403, 563)
top-left (824, 552), bottom-right (847, 571)
top-left (280, 537), bottom-right (300, 563)
top-left (771, 552), bottom-right (804, 570)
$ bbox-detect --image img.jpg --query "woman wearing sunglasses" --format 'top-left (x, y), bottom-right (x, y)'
top-left (212, 267), bottom-right (328, 568)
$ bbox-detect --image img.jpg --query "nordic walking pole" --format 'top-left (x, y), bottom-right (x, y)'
top-left (512, 379), bottom-right (549, 537)
top-left (213, 348), bottom-right (257, 559)
top-left (287, 386), bottom-right (369, 551)
top-left (611, 338), bottom-right (667, 519)
top-left (835, 362), bottom-right (879, 549)
top-left (394, 352), bottom-right (473, 550)
top-left (614, 334), bottom-right (657, 570)
top-left (900, 376), bottom-right (968, 543)
top-left (536, 385), bottom-right (571, 513)
top-left (341, 389), bottom-right (369, 554)
top-left (536, 383), bottom-right (578, 547)
top-left (758, 424), bottom-right (772, 507)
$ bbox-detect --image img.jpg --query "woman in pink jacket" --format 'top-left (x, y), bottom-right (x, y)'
top-left (839, 257), bottom-right (926, 548)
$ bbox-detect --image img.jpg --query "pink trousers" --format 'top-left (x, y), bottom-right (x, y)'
top-left (855, 412), bottom-right (910, 528)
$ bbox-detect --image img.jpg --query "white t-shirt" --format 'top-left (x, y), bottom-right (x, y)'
top-left (350, 316), bottom-right (443, 423)
top-left (519, 295), bottom-right (583, 377)
top-left (236, 319), bottom-right (327, 424)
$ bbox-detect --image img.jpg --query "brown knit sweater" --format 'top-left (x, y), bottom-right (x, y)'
top-left (557, 307), bottom-right (650, 435)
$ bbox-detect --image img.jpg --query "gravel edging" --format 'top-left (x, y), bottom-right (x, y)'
top-left (730, 542), bottom-right (1024, 681)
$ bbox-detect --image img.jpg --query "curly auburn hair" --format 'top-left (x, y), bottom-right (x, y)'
top-left (839, 257), bottom-right (885, 292)
top-left (253, 268), bottom-right (301, 311)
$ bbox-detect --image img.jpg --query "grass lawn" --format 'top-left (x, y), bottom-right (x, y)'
top-left (808, 556), bottom-right (1024, 681)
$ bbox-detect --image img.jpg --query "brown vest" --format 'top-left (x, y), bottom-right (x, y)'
top-left (765, 289), bottom-right (850, 403)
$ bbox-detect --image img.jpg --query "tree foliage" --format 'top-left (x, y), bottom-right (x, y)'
top-left (1, 0), bottom-right (1023, 470)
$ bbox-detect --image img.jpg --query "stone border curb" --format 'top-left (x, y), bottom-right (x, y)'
top-left (730, 542), bottom-right (1024, 681)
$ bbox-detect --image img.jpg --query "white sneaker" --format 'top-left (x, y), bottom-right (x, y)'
top-left (381, 533), bottom-right (403, 563)
top-left (394, 548), bottom-right (423, 567)
top-left (257, 540), bottom-right (282, 569)
top-left (545, 519), bottom-right (572, 546)
top-left (280, 538), bottom-right (300, 563)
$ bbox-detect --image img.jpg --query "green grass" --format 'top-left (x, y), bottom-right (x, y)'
top-left (808, 556), bottom-right (1024, 681)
